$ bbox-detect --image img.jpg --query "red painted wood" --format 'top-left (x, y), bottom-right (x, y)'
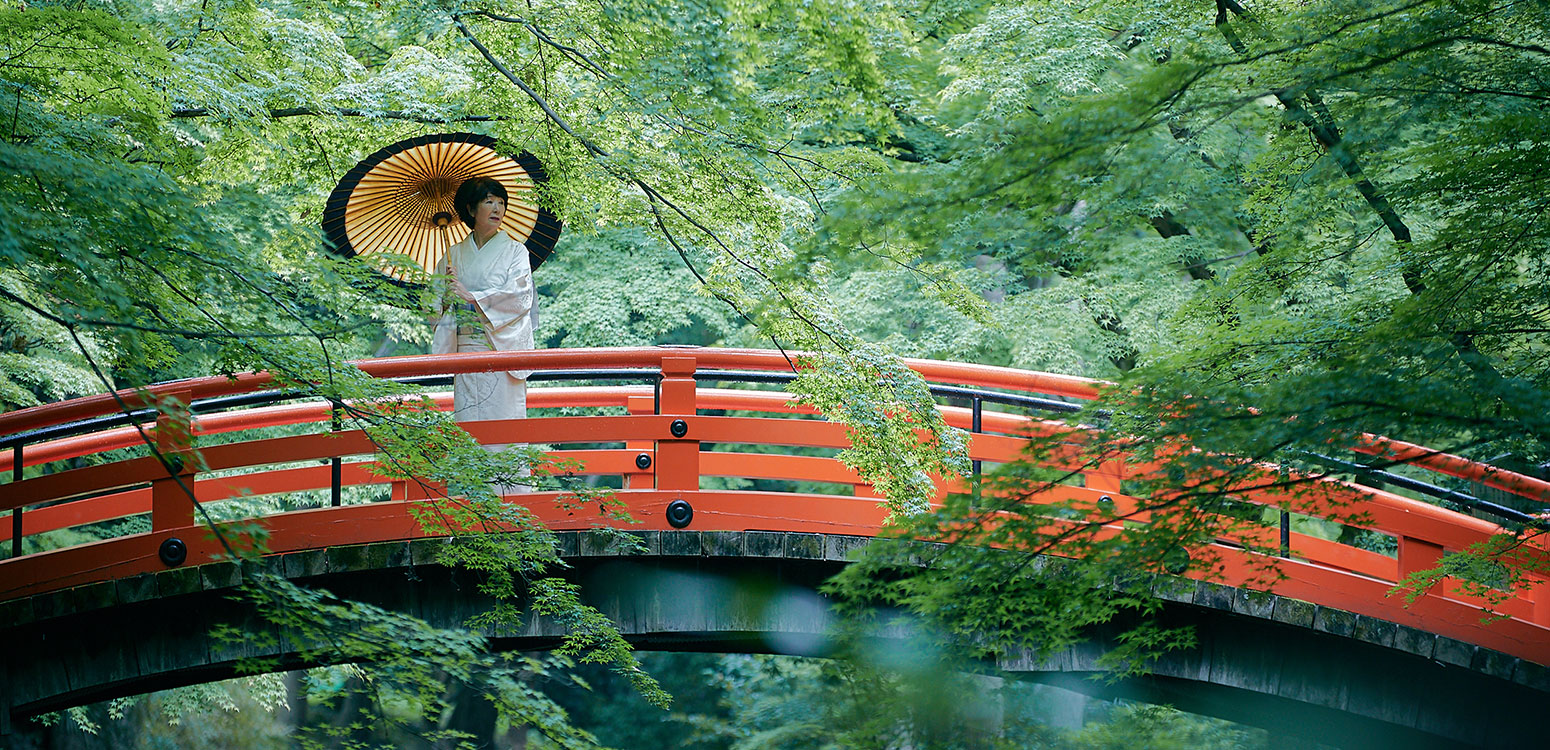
top-left (701, 451), bottom-right (861, 486)
top-left (1209, 550), bottom-right (1550, 665)
top-left (0, 489), bottom-right (149, 541)
top-left (1245, 483), bottom-right (1511, 555)
top-left (625, 394), bottom-right (655, 490)
top-left (4, 457), bottom-right (168, 511)
top-left (3, 346), bottom-right (1537, 514)
top-left (1399, 536), bottom-right (1447, 579)
top-left (1356, 434), bottom-right (1550, 503)
top-left (654, 357), bottom-right (700, 490)
top-left (151, 390), bottom-right (195, 531)
top-left (5, 490), bottom-right (1544, 664)
top-left (6, 414), bottom-right (1532, 587)
top-left (0, 451), bottom-right (875, 542)
top-left (3, 349), bottom-right (1548, 667)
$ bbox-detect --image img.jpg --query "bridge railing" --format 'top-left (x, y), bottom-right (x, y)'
top-left (2, 347), bottom-right (1548, 663)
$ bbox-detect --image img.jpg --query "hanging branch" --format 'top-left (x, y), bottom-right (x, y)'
top-left (452, 13), bottom-right (850, 357)
top-left (1212, 0), bottom-right (1508, 384)
top-left (453, 16), bottom-right (609, 158)
top-left (455, 8), bottom-right (968, 324)
top-left (460, 10), bottom-right (614, 79)
top-left (1214, 1), bottom-right (1412, 250)
top-left (645, 200), bottom-right (798, 371)
top-left (170, 106), bottom-right (515, 124)
top-left (461, 11), bottom-right (851, 184)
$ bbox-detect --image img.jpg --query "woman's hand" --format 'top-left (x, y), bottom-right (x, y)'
top-left (447, 266), bottom-right (477, 303)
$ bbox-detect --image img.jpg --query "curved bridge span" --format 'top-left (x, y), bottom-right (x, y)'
top-left (2, 348), bottom-right (1548, 745)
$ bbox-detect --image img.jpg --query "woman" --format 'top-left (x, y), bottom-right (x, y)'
top-left (432, 176), bottom-right (536, 471)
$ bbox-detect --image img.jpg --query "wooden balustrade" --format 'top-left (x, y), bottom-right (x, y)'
top-left (1, 348), bottom-right (1547, 663)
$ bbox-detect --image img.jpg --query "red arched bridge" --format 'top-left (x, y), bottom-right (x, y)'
top-left (2, 347), bottom-right (1548, 747)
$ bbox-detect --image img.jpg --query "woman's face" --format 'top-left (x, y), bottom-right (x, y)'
top-left (473, 194), bottom-right (505, 235)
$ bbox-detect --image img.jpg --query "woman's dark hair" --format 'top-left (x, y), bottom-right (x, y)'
top-left (453, 176), bottom-right (509, 229)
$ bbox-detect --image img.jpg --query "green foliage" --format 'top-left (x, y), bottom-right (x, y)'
top-left (213, 572), bottom-right (610, 749)
top-left (542, 652), bottom-right (1272, 750)
top-left (538, 228), bottom-right (738, 348)
top-left (29, 675), bottom-right (291, 748)
top-left (2, 0), bottom-right (688, 741)
top-left (535, 652), bottom-right (732, 750)
top-left (1059, 703), bottom-right (1264, 750)
top-left (813, 0), bottom-right (1550, 675)
top-left (6, 0), bottom-right (1549, 742)
top-left (791, 342), bottom-right (971, 515)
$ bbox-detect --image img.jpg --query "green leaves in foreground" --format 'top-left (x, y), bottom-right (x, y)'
top-left (214, 572), bottom-right (605, 750)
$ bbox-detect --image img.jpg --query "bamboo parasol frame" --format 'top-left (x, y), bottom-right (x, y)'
top-left (322, 132), bottom-right (562, 283)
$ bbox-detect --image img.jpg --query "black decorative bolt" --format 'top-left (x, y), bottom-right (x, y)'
top-left (158, 537), bottom-right (188, 567)
top-left (670, 419), bottom-right (688, 438)
top-left (666, 499), bottom-right (694, 529)
top-left (635, 452), bottom-right (653, 470)
top-left (1099, 495), bottom-right (1113, 504)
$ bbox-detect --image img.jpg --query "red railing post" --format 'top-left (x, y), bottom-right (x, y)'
top-left (151, 390), bottom-right (196, 531)
top-left (1528, 577), bottom-right (1550, 626)
top-left (655, 356), bottom-right (699, 491)
top-left (1397, 536), bottom-right (1445, 583)
top-left (1086, 458), bottom-right (1125, 495)
top-left (625, 394), bottom-right (655, 489)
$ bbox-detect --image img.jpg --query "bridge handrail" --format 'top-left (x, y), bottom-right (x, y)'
top-left (3, 352), bottom-right (1550, 665)
top-left (2, 384), bottom-right (1537, 531)
top-left (2, 347), bottom-right (1543, 514)
top-left (0, 393), bottom-right (1530, 588)
top-left (0, 391), bottom-right (1521, 567)
top-left (0, 348), bottom-right (1102, 438)
top-left (0, 383), bottom-right (1533, 566)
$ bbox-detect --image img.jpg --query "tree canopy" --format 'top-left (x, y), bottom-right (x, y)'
top-left (3, 0), bottom-right (1548, 745)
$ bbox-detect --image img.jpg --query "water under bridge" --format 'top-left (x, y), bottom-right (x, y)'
top-left (2, 347), bottom-right (1547, 748)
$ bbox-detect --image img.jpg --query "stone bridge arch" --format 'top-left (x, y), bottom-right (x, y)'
top-left (5, 530), bottom-right (1544, 749)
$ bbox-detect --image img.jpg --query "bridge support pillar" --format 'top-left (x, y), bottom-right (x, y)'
top-left (1397, 536), bottom-right (1445, 582)
top-left (391, 480), bottom-right (436, 501)
top-left (1085, 459), bottom-right (1125, 495)
top-left (1528, 577), bottom-right (1550, 626)
top-left (655, 356), bottom-right (699, 491)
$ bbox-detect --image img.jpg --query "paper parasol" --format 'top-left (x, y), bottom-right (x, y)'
top-left (322, 132), bottom-right (562, 282)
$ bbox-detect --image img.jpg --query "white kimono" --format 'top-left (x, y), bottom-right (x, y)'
top-left (432, 230), bottom-right (536, 449)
